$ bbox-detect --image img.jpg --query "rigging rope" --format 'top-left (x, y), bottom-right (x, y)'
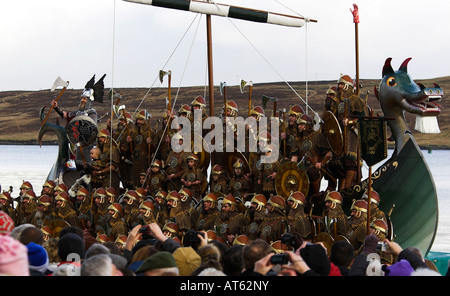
top-left (144, 13), bottom-right (204, 185)
top-left (209, 0), bottom-right (322, 122)
top-left (109, 0), bottom-right (118, 189)
top-left (111, 13), bottom-right (202, 165)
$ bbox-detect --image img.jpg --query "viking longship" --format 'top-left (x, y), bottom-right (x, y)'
top-left (38, 0), bottom-right (442, 257)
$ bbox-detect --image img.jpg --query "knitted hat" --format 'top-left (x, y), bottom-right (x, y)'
top-left (136, 251), bottom-right (177, 273)
top-left (0, 211), bottom-right (14, 235)
top-left (172, 247), bottom-right (201, 276)
top-left (300, 244), bottom-right (331, 276)
top-left (27, 242), bottom-right (49, 273)
top-left (362, 234), bottom-right (379, 255)
top-left (383, 259), bottom-right (414, 276)
top-left (0, 235), bottom-right (30, 276)
top-left (58, 233), bottom-right (85, 262)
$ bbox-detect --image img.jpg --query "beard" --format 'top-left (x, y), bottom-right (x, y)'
top-left (219, 210), bottom-right (230, 221)
top-left (78, 100), bottom-right (87, 111)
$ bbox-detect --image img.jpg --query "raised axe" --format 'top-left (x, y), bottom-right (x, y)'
top-left (41, 76), bottom-right (69, 127)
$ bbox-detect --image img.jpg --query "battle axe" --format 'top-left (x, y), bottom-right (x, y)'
top-left (41, 77), bottom-right (69, 127)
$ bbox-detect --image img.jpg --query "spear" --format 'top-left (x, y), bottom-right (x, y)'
top-left (350, 3), bottom-right (360, 95)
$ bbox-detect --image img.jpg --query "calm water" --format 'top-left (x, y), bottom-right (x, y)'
top-left (1, 145), bottom-right (449, 253)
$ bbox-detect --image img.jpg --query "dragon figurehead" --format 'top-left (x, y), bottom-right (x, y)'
top-left (375, 57), bottom-right (443, 155)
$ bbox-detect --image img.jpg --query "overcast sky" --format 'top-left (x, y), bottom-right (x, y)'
top-left (1, 0), bottom-right (449, 91)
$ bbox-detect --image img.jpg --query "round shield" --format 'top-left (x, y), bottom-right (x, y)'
top-left (66, 115), bottom-right (98, 147)
top-left (225, 150), bottom-right (250, 179)
top-left (275, 161), bottom-right (309, 199)
top-left (322, 111), bottom-right (343, 156)
top-left (334, 234), bottom-right (351, 244)
top-left (314, 232), bottom-right (335, 255)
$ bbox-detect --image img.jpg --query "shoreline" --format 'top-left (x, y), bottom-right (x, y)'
top-left (1, 140), bottom-right (449, 150)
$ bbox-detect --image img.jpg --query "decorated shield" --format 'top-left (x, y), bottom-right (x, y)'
top-left (66, 115), bottom-right (98, 147)
top-left (275, 161), bottom-right (309, 199)
top-left (225, 149), bottom-right (250, 179)
top-left (322, 111), bottom-right (343, 156)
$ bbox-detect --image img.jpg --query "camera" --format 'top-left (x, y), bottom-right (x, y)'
top-left (270, 254), bottom-right (289, 265)
top-left (377, 242), bottom-right (388, 252)
top-left (139, 226), bottom-right (150, 234)
top-left (281, 232), bottom-right (302, 250)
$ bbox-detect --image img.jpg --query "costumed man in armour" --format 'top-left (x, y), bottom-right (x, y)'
top-left (154, 190), bottom-right (169, 228)
top-left (368, 219), bottom-right (395, 265)
top-left (195, 192), bottom-right (220, 231)
top-left (144, 159), bottom-right (166, 198)
top-left (163, 222), bottom-right (181, 241)
top-left (51, 74), bottom-right (105, 162)
top-left (106, 187), bottom-right (118, 204)
top-left (214, 100), bottom-right (240, 169)
top-left (289, 114), bottom-right (333, 196)
top-left (362, 189), bottom-right (386, 223)
top-left (286, 191), bottom-right (312, 240)
top-left (228, 158), bottom-right (251, 201)
top-left (0, 191), bottom-right (18, 225)
top-left (166, 190), bottom-right (191, 232)
top-left (178, 187), bottom-right (199, 229)
top-left (333, 74), bottom-right (368, 189)
top-left (255, 144), bottom-right (280, 199)
top-left (91, 129), bottom-right (120, 193)
top-left (191, 95), bottom-right (209, 144)
top-left (92, 188), bottom-right (110, 230)
top-left (54, 191), bottom-right (81, 227)
top-left (164, 133), bottom-right (189, 192)
top-left (180, 154), bottom-right (206, 203)
top-left (40, 180), bottom-right (56, 199)
top-left (321, 86), bottom-right (344, 191)
top-left (153, 111), bottom-right (173, 164)
top-left (30, 195), bottom-right (53, 228)
top-left (122, 190), bottom-right (142, 229)
top-left (280, 104), bottom-right (304, 160)
top-left (138, 201), bottom-right (157, 225)
top-left (346, 199), bottom-right (369, 251)
top-left (323, 191), bottom-right (349, 237)
top-left (246, 106), bottom-right (265, 164)
top-left (108, 110), bottom-right (136, 190)
top-left (258, 195), bottom-right (287, 243)
top-left (103, 203), bottom-right (128, 241)
top-left (18, 189), bottom-right (37, 225)
top-left (214, 194), bottom-right (248, 245)
top-left (74, 187), bottom-right (93, 230)
top-left (131, 110), bottom-right (156, 188)
top-left (244, 194), bottom-right (267, 240)
top-left (53, 183), bottom-right (74, 209)
top-left (209, 164), bottom-right (229, 196)
top-left (322, 86), bottom-right (338, 116)
top-left (18, 181), bottom-right (33, 200)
